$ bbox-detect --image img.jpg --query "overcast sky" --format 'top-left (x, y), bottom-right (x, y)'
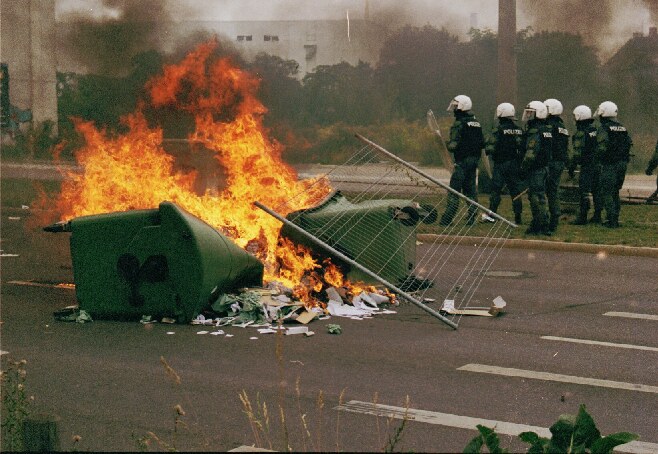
top-left (56, 0), bottom-right (656, 59)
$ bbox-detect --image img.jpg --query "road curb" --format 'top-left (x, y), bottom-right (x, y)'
top-left (417, 234), bottom-right (658, 259)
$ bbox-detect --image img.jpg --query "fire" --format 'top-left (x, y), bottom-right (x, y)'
top-left (51, 39), bottom-right (334, 289)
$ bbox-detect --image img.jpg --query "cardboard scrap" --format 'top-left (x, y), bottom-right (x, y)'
top-left (294, 310), bottom-right (318, 325)
top-left (440, 297), bottom-right (507, 317)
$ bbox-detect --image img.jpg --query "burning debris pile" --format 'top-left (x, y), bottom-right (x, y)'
top-left (190, 283), bottom-right (398, 334)
top-left (43, 39), bottom-right (406, 328)
top-left (44, 39), bottom-right (513, 331)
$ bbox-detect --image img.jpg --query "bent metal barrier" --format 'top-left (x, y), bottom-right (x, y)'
top-left (256, 135), bottom-right (517, 330)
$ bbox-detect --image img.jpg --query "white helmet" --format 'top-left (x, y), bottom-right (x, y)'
top-left (595, 101), bottom-right (618, 118)
top-left (573, 105), bottom-right (592, 121)
top-left (522, 100), bottom-right (548, 122)
top-left (496, 102), bottom-right (516, 119)
top-left (447, 95), bottom-right (472, 112)
top-left (544, 98), bottom-right (563, 116)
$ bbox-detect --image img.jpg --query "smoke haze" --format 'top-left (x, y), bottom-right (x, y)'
top-left (56, 0), bottom-right (655, 74)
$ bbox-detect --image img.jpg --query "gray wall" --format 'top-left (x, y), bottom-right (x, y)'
top-left (196, 19), bottom-right (388, 76)
top-left (1, 0), bottom-right (58, 132)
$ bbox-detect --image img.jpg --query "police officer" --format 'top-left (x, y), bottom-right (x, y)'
top-left (440, 95), bottom-right (484, 226)
top-left (520, 101), bottom-right (553, 235)
top-left (544, 99), bottom-right (570, 232)
top-left (485, 102), bottom-right (524, 224)
top-left (595, 101), bottom-right (633, 228)
top-left (568, 105), bottom-right (602, 224)
top-left (645, 139), bottom-right (658, 201)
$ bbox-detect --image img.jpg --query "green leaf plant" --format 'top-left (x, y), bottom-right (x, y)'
top-left (464, 404), bottom-right (638, 454)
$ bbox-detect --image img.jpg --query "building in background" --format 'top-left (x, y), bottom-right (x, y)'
top-left (192, 19), bottom-right (388, 76)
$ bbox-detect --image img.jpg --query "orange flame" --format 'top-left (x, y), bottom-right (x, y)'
top-left (52, 40), bottom-right (334, 289)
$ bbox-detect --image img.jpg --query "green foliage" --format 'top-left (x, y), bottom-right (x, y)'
top-left (464, 405), bottom-right (638, 454)
top-left (464, 425), bottom-right (508, 454)
top-left (282, 120), bottom-right (441, 166)
top-left (1, 359), bottom-right (32, 452)
top-left (1, 121), bottom-right (59, 160)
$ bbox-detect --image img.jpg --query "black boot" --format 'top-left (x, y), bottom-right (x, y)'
top-left (514, 213), bottom-right (522, 225)
top-left (548, 217), bottom-right (558, 232)
top-left (589, 211), bottom-right (602, 224)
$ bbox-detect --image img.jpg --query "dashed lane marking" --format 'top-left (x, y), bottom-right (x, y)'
top-left (457, 363), bottom-right (658, 394)
top-left (335, 400), bottom-right (658, 454)
top-left (541, 335), bottom-right (658, 352)
top-left (604, 311), bottom-right (658, 321)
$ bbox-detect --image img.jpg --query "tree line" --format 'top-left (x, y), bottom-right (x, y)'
top-left (55, 24), bottom-right (657, 166)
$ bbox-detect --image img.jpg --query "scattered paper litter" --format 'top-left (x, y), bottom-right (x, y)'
top-left (326, 287), bottom-right (342, 302)
top-left (196, 331), bottom-right (209, 335)
top-left (258, 328), bottom-right (277, 334)
top-left (249, 337), bottom-right (258, 340)
top-left (209, 330), bottom-right (225, 336)
top-left (225, 334), bottom-right (234, 338)
top-left (295, 310), bottom-right (317, 324)
top-left (8, 217), bottom-right (20, 221)
top-left (286, 326), bottom-right (309, 335)
top-left (166, 331), bottom-right (175, 335)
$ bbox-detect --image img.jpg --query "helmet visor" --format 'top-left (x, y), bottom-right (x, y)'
top-left (521, 108), bottom-right (536, 122)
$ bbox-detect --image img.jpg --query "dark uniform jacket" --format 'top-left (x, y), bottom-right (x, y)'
top-left (571, 119), bottom-right (598, 167)
top-left (596, 118), bottom-right (633, 164)
top-left (522, 119), bottom-right (553, 171)
top-left (547, 116), bottom-right (570, 162)
top-left (485, 117), bottom-right (524, 163)
top-left (447, 111), bottom-right (485, 163)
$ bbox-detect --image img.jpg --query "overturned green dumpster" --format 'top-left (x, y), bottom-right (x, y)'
top-left (45, 201), bottom-right (264, 323)
top-left (280, 191), bottom-right (436, 289)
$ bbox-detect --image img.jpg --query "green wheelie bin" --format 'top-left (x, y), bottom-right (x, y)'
top-left (45, 201), bottom-right (264, 323)
top-left (280, 191), bottom-right (437, 289)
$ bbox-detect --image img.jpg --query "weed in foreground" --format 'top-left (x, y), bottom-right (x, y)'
top-left (464, 404), bottom-right (639, 454)
top-left (1, 358), bottom-right (32, 451)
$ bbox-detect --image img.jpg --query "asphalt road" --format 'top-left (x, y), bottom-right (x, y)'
top-left (1, 206), bottom-right (657, 453)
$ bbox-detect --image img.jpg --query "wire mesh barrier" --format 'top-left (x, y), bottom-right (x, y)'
top-left (255, 134), bottom-right (517, 329)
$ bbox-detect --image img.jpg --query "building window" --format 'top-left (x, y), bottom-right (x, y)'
top-left (264, 35), bottom-right (279, 42)
top-left (304, 44), bottom-right (317, 60)
top-left (237, 35), bottom-right (253, 42)
top-left (272, 35), bottom-right (279, 41)
top-left (264, 35), bottom-right (270, 41)
top-left (246, 35), bottom-right (252, 41)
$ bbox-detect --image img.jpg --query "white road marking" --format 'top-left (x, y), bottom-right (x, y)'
top-left (604, 311), bottom-right (658, 321)
top-left (335, 400), bottom-right (658, 454)
top-left (457, 364), bottom-right (658, 394)
top-left (541, 335), bottom-right (658, 352)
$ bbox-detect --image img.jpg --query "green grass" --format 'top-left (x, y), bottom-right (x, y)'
top-left (2, 177), bottom-right (656, 248)
top-left (424, 194), bottom-right (658, 248)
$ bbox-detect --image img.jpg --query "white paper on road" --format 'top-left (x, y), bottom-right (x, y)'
top-left (327, 300), bottom-right (373, 317)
